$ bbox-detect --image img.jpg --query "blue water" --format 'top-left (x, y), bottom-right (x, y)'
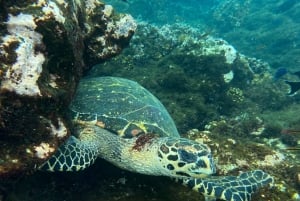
top-left (104, 0), bottom-right (300, 71)
top-left (2, 1), bottom-right (300, 201)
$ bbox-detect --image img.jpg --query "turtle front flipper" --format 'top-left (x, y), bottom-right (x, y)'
top-left (39, 130), bottom-right (100, 172)
top-left (182, 170), bottom-right (274, 201)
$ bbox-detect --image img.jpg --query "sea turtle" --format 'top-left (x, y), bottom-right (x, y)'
top-left (40, 76), bottom-right (273, 201)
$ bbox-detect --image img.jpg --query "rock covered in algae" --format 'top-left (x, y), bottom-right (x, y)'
top-left (87, 23), bottom-right (274, 132)
top-left (0, 0), bottom-right (136, 177)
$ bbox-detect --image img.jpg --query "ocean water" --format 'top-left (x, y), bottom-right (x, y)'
top-left (2, 0), bottom-right (300, 201)
top-left (105, 0), bottom-right (300, 71)
top-left (88, 0), bottom-right (300, 200)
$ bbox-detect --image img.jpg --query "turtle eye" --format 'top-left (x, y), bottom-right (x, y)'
top-left (178, 149), bottom-right (197, 163)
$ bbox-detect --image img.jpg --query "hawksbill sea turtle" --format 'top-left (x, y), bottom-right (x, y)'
top-left (40, 76), bottom-right (274, 201)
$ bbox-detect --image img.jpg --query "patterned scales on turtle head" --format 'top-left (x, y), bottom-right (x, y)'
top-left (39, 76), bottom-right (274, 201)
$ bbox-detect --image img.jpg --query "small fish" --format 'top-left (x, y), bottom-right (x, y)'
top-left (285, 80), bottom-right (300, 95)
top-left (281, 129), bottom-right (300, 135)
top-left (281, 129), bottom-right (299, 149)
top-left (285, 147), bottom-right (300, 151)
top-left (273, 67), bottom-right (288, 81)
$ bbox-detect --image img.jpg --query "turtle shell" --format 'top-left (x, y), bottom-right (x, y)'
top-left (69, 77), bottom-right (179, 138)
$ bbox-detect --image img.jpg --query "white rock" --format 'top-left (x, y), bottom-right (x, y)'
top-left (1, 13), bottom-right (45, 96)
top-left (223, 70), bottom-right (234, 83)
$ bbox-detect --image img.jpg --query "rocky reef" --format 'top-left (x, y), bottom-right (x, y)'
top-left (0, 0), bottom-right (136, 177)
top-left (1, 2), bottom-right (299, 200)
top-left (88, 22), bottom-right (293, 132)
top-left (110, 0), bottom-right (300, 72)
top-left (87, 22), bottom-right (300, 200)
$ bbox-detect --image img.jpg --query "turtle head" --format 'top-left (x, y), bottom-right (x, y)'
top-left (158, 138), bottom-right (216, 178)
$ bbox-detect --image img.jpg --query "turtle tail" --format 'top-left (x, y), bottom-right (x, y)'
top-left (182, 170), bottom-right (273, 201)
top-left (39, 136), bottom-right (99, 171)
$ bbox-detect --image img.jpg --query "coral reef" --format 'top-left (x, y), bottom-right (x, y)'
top-left (85, 22), bottom-right (300, 200)
top-left (108, 0), bottom-right (300, 71)
top-left (210, 0), bottom-right (300, 71)
top-left (0, 0), bottom-right (136, 177)
top-left (3, 118), bottom-right (298, 201)
top-left (185, 125), bottom-right (300, 201)
top-left (0, 1), bottom-right (298, 201)
top-left (87, 23), bottom-right (277, 132)
top-left (1, 13), bottom-right (45, 96)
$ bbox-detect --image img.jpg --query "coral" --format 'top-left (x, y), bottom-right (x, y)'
top-left (113, 15), bottom-right (137, 39)
top-left (84, 0), bottom-right (102, 15)
top-left (212, 0), bottom-right (251, 29)
top-left (203, 38), bottom-right (237, 64)
top-left (255, 151), bottom-right (285, 167)
top-left (1, 13), bottom-right (45, 96)
top-left (159, 70), bottom-right (188, 91)
top-left (50, 117), bottom-right (68, 138)
top-left (102, 5), bottom-right (114, 18)
top-left (223, 70), bottom-right (234, 83)
top-left (83, 22), bottom-right (300, 200)
top-left (260, 123), bottom-right (282, 138)
top-left (86, 23), bottom-right (276, 131)
top-left (84, 7), bottom-right (136, 64)
top-left (41, 1), bottom-right (66, 23)
top-left (183, 126), bottom-right (299, 200)
top-left (0, 0), bottom-right (135, 177)
top-left (226, 87), bottom-right (244, 103)
top-left (34, 142), bottom-right (55, 159)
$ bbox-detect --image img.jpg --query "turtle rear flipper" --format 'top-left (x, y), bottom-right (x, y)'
top-left (183, 170), bottom-right (274, 201)
top-left (39, 136), bottom-right (99, 172)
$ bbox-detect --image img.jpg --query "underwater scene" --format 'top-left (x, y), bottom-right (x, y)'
top-left (0, 0), bottom-right (300, 201)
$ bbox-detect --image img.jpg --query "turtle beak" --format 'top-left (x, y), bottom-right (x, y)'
top-left (159, 138), bottom-right (216, 178)
top-left (177, 147), bottom-right (216, 178)
top-left (191, 153), bottom-right (216, 177)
